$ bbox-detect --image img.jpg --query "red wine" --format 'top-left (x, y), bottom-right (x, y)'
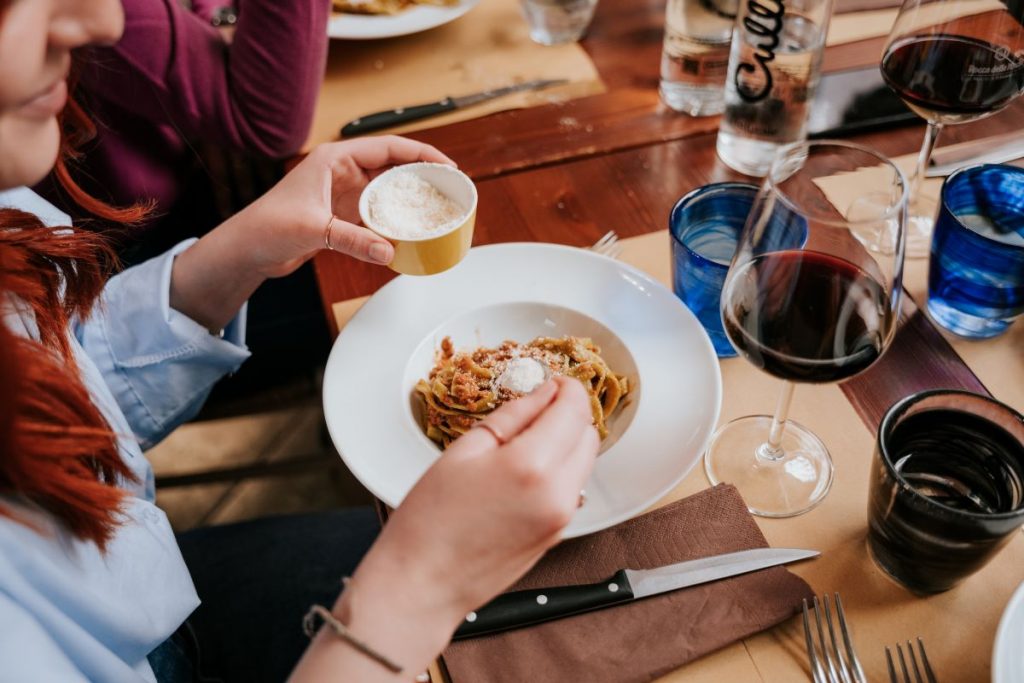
top-left (722, 250), bottom-right (892, 383)
top-left (881, 35), bottom-right (1024, 124)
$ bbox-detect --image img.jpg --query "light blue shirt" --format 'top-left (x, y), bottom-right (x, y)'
top-left (0, 188), bottom-right (251, 682)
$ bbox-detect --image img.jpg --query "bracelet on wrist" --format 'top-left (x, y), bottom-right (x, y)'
top-left (303, 603), bottom-right (404, 674)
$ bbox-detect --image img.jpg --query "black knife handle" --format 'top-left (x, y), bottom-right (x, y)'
top-left (340, 99), bottom-right (458, 137)
top-left (452, 570), bottom-right (634, 640)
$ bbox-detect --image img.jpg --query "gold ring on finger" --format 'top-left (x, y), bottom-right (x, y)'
top-left (472, 421), bottom-right (508, 446)
top-left (324, 215), bottom-right (337, 251)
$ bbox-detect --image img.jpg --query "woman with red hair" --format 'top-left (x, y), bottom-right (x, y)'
top-left (0, 1), bottom-right (599, 682)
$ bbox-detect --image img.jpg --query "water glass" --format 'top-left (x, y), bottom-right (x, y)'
top-left (867, 390), bottom-right (1024, 594)
top-left (659, 0), bottom-right (738, 116)
top-left (670, 182), bottom-right (758, 357)
top-left (928, 164), bottom-right (1024, 339)
top-left (520, 0), bottom-right (598, 45)
top-left (715, 0), bottom-right (834, 176)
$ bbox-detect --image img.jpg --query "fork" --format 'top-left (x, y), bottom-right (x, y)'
top-left (886, 638), bottom-right (938, 683)
top-left (590, 230), bottom-right (623, 259)
top-left (802, 593), bottom-right (867, 683)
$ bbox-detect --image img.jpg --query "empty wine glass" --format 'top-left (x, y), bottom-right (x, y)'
top-left (880, 0), bottom-right (1024, 258)
top-left (705, 140), bottom-right (908, 517)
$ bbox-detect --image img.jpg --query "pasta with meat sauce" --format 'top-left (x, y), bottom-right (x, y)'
top-left (415, 336), bottom-right (631, 448)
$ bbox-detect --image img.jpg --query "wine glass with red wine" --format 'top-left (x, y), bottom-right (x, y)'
top-left (704, 141), bottom-right (908, 517)
top-left (880, 0), bottom-right (1024, 258)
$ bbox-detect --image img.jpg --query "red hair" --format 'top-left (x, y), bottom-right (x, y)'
top-left (0, 87), bottom-right (149, 549)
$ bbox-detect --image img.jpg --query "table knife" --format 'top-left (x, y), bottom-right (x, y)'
top-left (340, 78), bottom-right (568, 137)
top-left (452, 547), bottom-right (818, 640)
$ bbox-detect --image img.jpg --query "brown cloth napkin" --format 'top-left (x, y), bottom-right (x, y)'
top-left (441, 484), bottom-right (815, 683)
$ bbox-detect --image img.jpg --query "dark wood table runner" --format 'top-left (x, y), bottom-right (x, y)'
top-left (841, 294), bottom-right (991, 431)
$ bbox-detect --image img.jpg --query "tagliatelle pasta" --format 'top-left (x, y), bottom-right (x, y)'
top-left (415, 336), bottom-right (631, 448)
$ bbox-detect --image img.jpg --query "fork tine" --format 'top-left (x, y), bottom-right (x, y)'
top-left (590, 230), bottom-right (622, 259)
top-left (803, 599), bottom-right (828, 683)
top-left (916, 638), bottom-right (938, 683)
top-left (896, 643), bottom-right (912, 683)
top-left (812, 597), bottom-right (839, 683)
top-left (593, 230), bottom-right (615, 250)
top-left (822, 595), bottom-right (852, 683)
top-left (834, 593), bottom-right (868, 683)
top-left (906, 640), bottom-right (923, 683)
top-left (886, 647), bottom-right (899, 683)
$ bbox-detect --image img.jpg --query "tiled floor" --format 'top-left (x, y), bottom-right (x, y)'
top-left (147, 384), bottom-right (372, 532)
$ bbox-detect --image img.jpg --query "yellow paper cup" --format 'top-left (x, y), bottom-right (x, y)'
top-left (358, 162), bottom-right (477, 276)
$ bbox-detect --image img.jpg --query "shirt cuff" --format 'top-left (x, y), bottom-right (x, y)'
top-left (80, 239), bottom-right (251, 447)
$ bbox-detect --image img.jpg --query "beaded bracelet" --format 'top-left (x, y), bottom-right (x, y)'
top-left (302, 604), bottom-right (404, 674)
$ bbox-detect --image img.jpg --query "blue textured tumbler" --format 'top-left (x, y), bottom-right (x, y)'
top-left (928, 164), bottom-right (1024, 339)
top-left (670, 183), bottom-right (759, 357)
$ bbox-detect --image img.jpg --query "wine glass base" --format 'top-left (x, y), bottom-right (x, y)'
top-left (704, 416), bottom-right (834, 518)
top-left (905, 213), bottom-right (934, 260)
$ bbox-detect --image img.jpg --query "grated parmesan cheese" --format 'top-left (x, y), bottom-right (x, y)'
top-left (367, 170), bottom-right (464, 239)
top-left (496, 357), bottom-right (547, 395)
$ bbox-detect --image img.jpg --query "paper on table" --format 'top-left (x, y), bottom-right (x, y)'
top-left (826, 0), bottom-right (1005, 47)
top-left (813, 152), bottom-right (943, 225)
top-left (814, 135), bottom-right (1024, 225)
top-left (306, 0), bottom-right (605, 147)
top-left (827, 8), bottom-right (899, 45)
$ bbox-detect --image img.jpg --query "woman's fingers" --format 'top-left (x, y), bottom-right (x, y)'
top-left (450, 380), bottom-right (559, 455)
top-left (326, 218), bottom-right (394, 264)
top-left (510, 377), bottom-right (595, 465)
top-left (552, 422), bottom-right (600, 506)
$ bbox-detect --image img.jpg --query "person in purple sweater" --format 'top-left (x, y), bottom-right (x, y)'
top-left (51, 0), bottom-right (329, 230)
top-left (39, 0), bottom-right (337, 395)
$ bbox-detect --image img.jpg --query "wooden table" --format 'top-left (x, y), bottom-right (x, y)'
top-left (312, 1), bottom-right (1024, 680)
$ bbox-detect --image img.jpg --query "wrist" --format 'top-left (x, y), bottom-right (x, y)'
top-left (334, 552), bottom-right (467, 668)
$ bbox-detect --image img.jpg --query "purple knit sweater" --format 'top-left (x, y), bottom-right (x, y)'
top-left (54, 0), bottom-right (329, 217)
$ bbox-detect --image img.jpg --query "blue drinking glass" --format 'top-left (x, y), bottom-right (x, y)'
top-left (928, 164), bottom-right (1024, 339)
top-left (670, 183), bottom-right (759, 358)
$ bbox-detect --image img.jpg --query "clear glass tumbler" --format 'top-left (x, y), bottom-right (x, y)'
top-left (520, 0), bottom-right (599, 45)
top-left (659, 0), bottom-right (738, 116)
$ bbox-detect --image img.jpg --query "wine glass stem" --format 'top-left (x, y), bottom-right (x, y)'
top-left (909, 121), bottom-right (944, 214)
top-left (757, 381), bottom-right (795, 461)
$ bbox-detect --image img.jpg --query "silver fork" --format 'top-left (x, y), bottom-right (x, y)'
top-left (886, 638), bottom-right (938, 683)
top-left (802, 594), bottom-right (867, 683)
top-left (590, 230), bottom-right (623, 259)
